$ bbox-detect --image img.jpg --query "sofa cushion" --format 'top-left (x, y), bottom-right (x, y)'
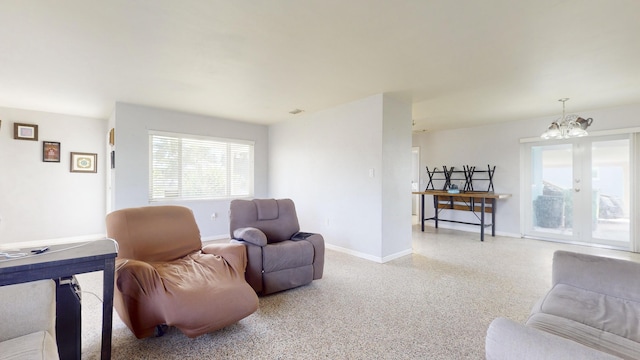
top-left (536, 284), bottom-right (640, 342)
top-left (528, 282), bottom-right (640, 360)
top-left (487, 317), bottom-right (622, 360)
top-left (0, 280), bottom-right (56, 343)
top-left (527, 313), bottom-right (638, 360)
top-left (0, 331), bottom-right (59, 360)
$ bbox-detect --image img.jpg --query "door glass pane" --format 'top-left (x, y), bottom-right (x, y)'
top-left (531, 144), bottom-right (573, 235)
top-left (591, 139), bottom-right (630, 244)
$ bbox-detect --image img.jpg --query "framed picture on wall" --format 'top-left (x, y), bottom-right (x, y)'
top-left (70, 152), bottom-right (97, 173)
top-left (43, 141), bottom-right (61, 162)
top-left (14, 123), bottom-right (38, 141)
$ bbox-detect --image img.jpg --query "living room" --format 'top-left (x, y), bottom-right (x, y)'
top-left (2, 1), bottom-right (640, 359)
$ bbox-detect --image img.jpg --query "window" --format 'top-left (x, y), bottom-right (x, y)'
top-left (149, 131), bottom-right (254, 201)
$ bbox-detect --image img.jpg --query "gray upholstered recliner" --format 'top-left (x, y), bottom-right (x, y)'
top-left (0, 280), bottom-right (59, 360)
top-left (230, 198), bottom-right (325, 295)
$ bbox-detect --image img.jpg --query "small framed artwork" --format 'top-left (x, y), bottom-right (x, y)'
top-left (14, 123), bottom-right (39, 141)
top-left (43, 141), bottom-right (61, 162)
top-left (109, 128), bottom-right (115, 146)
top-left (70, 152), bottom-right (97, 173)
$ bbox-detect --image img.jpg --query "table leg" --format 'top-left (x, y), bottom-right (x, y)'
top-left (491, 198), bottom-right (496, 236)
top-left (420, 194), bottom-right (425, 232)
top-left (480, 197), bottom-right (485, 241)
top-left (433, 195), bottom-right (439, 229)
top-left (101, 259), bottom-right (115, 360)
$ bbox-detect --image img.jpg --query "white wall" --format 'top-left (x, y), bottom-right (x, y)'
top-left (111, 103), bottom-right (269, 240)
top-left (413, 102), bottom-right (640, 237)
top-left (382, 95), bottom-right (413, 258)
top-left (0, 107), bottom-right (106, 245)
top-left (269, 94), bottom-right (412, 262)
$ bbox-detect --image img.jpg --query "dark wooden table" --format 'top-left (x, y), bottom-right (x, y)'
top-left (413, 190), bottom-right (512, 241)
top-left (0, 239), bottom-right (117, 359)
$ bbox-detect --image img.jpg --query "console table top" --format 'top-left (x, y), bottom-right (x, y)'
top-left (0, 239), bottom-right (117, 274)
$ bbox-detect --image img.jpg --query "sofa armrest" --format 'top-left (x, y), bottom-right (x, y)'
top-left (552, 251), bottom-right (640, 301)
top-left (232, 227), bottom-right (267, 246)
top-left (486, 317), bottom-right (621, 360)
top-left (0, 279), bottom-right (57, 343)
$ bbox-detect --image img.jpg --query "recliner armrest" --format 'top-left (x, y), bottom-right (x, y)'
top-left (232, 227), bottom-right (267, 246)
top-left (115, 259), bottom-right (163, 296)
top-left (291, 231), bottom-right (317, 240)
top-left (201, 243), bottom-right (248, 272)
top-left (291, 232), bottom-right (325, 280)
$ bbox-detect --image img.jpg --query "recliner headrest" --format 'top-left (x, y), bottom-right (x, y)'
top-left (254, 199), bottom-right (279, 220)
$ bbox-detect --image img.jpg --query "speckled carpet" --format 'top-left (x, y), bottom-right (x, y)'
top-left (77, 226), bottom-right (640, 359)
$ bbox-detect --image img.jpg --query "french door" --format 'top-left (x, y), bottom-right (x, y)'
top-left (523, 134), bottom-right (632, 249)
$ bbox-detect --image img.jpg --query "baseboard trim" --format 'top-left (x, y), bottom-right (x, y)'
top-left (201, 234), bottom-right (230, 244)
top-left (202, 234), bottom-right (229, 241)
top-left (419, 222), bottom-right (521, 239)
top-left (326, 243), bottom-right (412, 263)
top-left (382, 249), bottom-right (413, 262)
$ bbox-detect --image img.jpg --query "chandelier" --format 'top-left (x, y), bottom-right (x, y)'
top-left (540, 98), bottom-right (593, 139)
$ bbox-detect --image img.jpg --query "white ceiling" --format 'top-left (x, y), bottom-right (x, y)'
top-left (1, 0), bottom-right (639, 132)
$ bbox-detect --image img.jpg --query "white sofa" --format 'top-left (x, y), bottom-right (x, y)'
top-left (0, 280), bottom-right (59, 360)
top-left (486, 250), bottom-right (640, 359)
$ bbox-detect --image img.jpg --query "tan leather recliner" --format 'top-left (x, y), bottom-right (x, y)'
top-left (229, 198), bottom-right (325, 295)
top-left (106, 205), bottom-right (258, 339)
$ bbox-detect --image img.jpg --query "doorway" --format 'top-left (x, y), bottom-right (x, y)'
top-left (523, 134), bottom-right (631, 249)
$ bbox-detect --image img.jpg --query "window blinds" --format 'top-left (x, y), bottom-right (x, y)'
top-left (149, 131), bottom-right (254, 201)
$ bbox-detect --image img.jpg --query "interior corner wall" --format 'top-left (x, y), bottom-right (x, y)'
top-left (269, 94), bottom-right (412, 262)
top-left (381, 96), bottom-right (412, 259)
top-left (0, 106), bottom-right (107, 244)
top-left (111, 103), bottom-right (269, 240)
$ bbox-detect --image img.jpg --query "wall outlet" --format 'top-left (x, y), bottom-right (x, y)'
top-left (211, 212), bottom-right (218, 220)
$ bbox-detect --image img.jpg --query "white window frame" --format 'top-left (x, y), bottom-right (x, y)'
top-left (149, 130), bottom-right (254, 202)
